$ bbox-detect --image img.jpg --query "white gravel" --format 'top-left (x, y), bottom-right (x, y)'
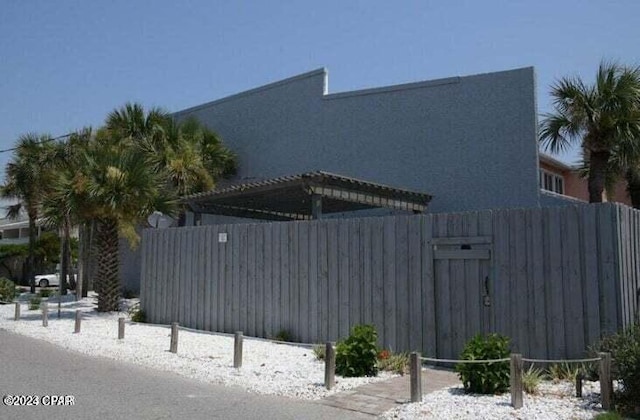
top-left (0, 294), bottom-right (394, 400)
top-left (383, 380), bottom-right (607, 419)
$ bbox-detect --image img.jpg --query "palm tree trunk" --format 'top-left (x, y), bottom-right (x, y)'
top-left (59, 217), bottom-right (70, 296)
top-left (626, 166), bottom-right (640, 209)
top-left (95, 218), bottom-right (120, 312)
top-left (27, 211), bottom-right (37, 293)
top-left (588, 151), bottom-right (611, 203)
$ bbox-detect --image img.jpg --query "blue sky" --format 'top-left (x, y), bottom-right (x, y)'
top-left (1, 0), bottom-right (639, 172)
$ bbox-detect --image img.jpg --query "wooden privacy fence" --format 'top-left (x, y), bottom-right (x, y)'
top-left (140, 203), bottom-right (640, 359)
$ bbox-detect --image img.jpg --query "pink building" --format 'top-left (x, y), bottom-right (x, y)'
top-left (539, 153), bottom-right (631, 206)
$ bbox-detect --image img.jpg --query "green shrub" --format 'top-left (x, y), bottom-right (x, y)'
top-left (28, 296), bottom-right (42, 310)
top-left (128, 303), bottom-right (146, 323)
top-left (313, 344), bottom-right (325, 361)
top-left (456, 333), bottom-right (510, 394)
top-left (522, 365), bottom-right (544, 394)
top-left (377, 352), bottom-right (409, 375)
top-left (0, 277), bottom-right (16, 302)
top-left (598, 323), bottom-right (640, 414)
top-left (547, 362), bottom-right (583, 383)
top-left (335, 324), bottom-right (378, 377)
top-left (39, 289), bottom-right (53, 298)
top-left (274, 329), bottom-right (293, 342)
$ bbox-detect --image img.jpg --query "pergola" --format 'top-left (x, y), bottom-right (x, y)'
top-left (183, 171), bottom-right (433, 222)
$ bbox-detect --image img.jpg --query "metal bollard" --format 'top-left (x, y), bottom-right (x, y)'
top-left (14, 302), bottom-right (20, 321)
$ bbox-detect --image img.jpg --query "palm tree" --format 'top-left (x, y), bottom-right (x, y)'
top-left (75, 137), bottom-right (176, 311)
top-left (40, 129), bottom-right (93, 297)
top-left (539, 62), bottom-right (640, 202)
top-left (1, 134), bottom-right (56, 292)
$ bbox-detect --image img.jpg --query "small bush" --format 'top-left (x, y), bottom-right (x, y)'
top-left (28, 296), bottom-right (42, 310)
top-left (522, 365), bottom-right (544, 394)
top-left (456, 333), bottom-right (510, 394)
top-left (313, 344), bottom-right (325, 361)
top-left (547, 362), bottom-right (583, 383)
top-left (598, 323), bottom-right (640, 414)
top-left (0, 277), bottom-right (16, 302)
top-left (336, 324), bottom-right (379, 377)
top-left (274, 329), bottom-right (294, 342)
top-left (128, 303), bottom-right (146, 323)
top-left (378, 349), bottom-right (391, 360)
top-left (39, 289), bottom-right (53, 298)
top-left (378, 352), bottom-right (409, 375)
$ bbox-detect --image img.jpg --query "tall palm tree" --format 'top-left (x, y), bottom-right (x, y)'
top-left (76, 138), bottom-right (176, 311)
top-left (1, 134), bottom-right (56, 292)
top-left (539, 62), bottom-right (640, 202)
top-left (40, 129), bottom-right (93, 297)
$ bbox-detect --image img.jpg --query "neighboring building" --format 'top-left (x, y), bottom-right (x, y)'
top-left (174, 66), bottom-right (547, 215)
top-left (539, 153), bottom-right (632, 206)
top-left (0, 216), bottom-right (46, 245)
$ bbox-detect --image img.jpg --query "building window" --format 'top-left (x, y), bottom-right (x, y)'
top-left (539, 169), bottom-right (564, 195)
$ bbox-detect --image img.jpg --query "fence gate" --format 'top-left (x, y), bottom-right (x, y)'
top-left (432, 235), bottom-right (493, 358)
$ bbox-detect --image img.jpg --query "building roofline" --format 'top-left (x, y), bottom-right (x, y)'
top-left (539, 152), bottom-right (577, 171)
top-left (173, 68), bottom-right (327, 117)
top-left (173, 66), bottom-right (535, 116)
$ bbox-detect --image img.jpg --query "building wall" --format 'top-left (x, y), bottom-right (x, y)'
top-left (174, 67), bottom-right (541, 213)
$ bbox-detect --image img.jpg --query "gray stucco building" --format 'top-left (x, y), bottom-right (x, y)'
top-left (174, 66), bottom-right (561, 215)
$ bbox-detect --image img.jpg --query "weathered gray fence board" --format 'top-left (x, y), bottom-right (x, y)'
top-left (408, 216), bottom-right (422, 351)
top-left (395, 216), bottom-right (409, 352)
top-left (255, 225), bottom-right (264, 337)
top-left (309, 222), bottom-right (319, 341)
top-left (349, 219), bottom-right (360, 339)
top-left (383, 217), bottom-right (396, 349)
top-left (206, 227), bottom-right (216, 331)
top-left (599, 205), bottom-right (619, 335)
top-left (421, 214), bottom-right (436, 357)
top-left (141, 203), bottom-right (640, 359)
top-left (362, 220), bottom-right (373, 326)
top-left (371, 218), bottom-right (384, 347)
top-left (434, 213), bottom-right (451, 358)
top-left (247, 224), bottom-right (256, 337)
top-left (299, 222), bottom-right (310, 343)
top-left (163, 229), bottom-right (172, 324)
top-left (338, 220), bottom-right (350, 339)
top-left (493, 209), bottom-right (510, 339)
top-left (527, 209), bottom-right (547, 359)
top-left (564, 206), bottom-right (585, 357)
top-left (547, 207), bottom-right (566, 358)
top-left (218, 225), bottom-right (227, 332)
top-left (290, 223), bottom-right (299, 340)
top-left (477, 211), bottom-right (492, 335)
top-left (224, 225), bottom-right (233, 332)
top-left (263, 223), bottom-right (273, 337)
top-left (464, 212), bottom-right (481, 342)
top-left (239, 225), bottom-right (248, 334)
top-left (327, 221), bottom-right (339, 341)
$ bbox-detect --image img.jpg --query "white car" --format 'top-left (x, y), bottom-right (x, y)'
top-left (34, 274), bottom-right (60, 288)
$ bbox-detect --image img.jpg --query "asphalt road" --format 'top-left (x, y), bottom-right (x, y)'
top-left (0, 330), bottom-right (370, 420)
